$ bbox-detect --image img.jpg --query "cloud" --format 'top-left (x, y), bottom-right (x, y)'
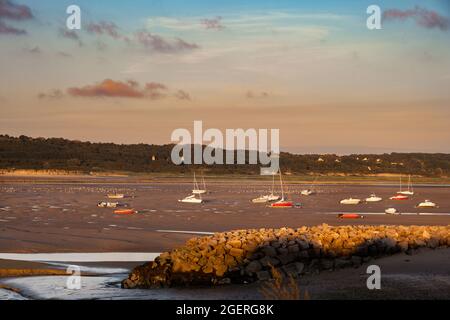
top-left (135, 30), bottom-right (199, 53)
top-left (383, 6), bottom-right (449, 31)
top-left (58, 27), bottom-right (82, 46)
top-left (0, 0), bottom-right (32, 20)
top-left (86, 21), bottom-right (130, 42)
top-left (38, 89), bottom-right (64, 99)
top-left (67, 79), bottom-right (171, 99)
top-left (246, 90), bottom-right (269, 99)
top-left (174, 90), bottom-right (191, 100)
top-left (200, 16), bottom-right (224, 30)
top-left (0, 0), bottom-right (33, 35)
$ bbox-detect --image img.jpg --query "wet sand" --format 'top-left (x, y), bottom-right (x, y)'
top-left (1, 248), bottom-right (449, 300)
top-left (1, 178), bottom-right (449, 253)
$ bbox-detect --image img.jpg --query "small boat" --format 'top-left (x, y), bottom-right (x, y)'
top-left (340, 198), bottom-right (361, 205)
top-left (192, 172), bottom-right (207, 195)
top-left (270, 170), bottom-right (293, 208)
top-left (114, 209), bottom-right (135, 215)
top-left (365, 194), bottom-right (382, 202)
top-left (397, 175), bottom-right (414, 195)
top-left (179, 194), bottom-right (203, 204)
top-left (253, 174), bottom-right (281, 203)
top-left (301, 176), bottom-right (318, 196)
top-left (252, 193), bottom-right (280, 203)
top-left (107, 194), bottom-right (125, 199)
top-left (97, 201), bottom-right (119, 208)
top-left (338, 213), bottom-right (364, 219)
top-left (271, 199), bottom-right (294, 208)
top-left (416, 200), bottom-right (437, 208)
top-left (385, 208), bottom-right (398, 214)
top-left (300, 189), bottom-right (315, 196)
top-left (390, 194), bottom-right (409, 200)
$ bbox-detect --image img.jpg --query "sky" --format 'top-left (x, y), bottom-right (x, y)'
top-left (0, 0), bottom-right (449, 154)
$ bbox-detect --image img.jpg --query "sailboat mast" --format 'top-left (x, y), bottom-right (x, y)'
top-left (279, 170), bottom-right (284, 200)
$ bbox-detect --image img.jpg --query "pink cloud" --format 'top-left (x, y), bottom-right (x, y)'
top-left (383, 6), bottom-right (449, 31)
top-left (67, 79), bottom-right (173, 100)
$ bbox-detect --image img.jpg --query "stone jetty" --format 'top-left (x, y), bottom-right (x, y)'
top-left (122, 224), bottom-right (450, 289)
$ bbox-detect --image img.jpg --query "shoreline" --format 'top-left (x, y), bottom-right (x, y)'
top-left (1, 247), bottom-right (449, 300)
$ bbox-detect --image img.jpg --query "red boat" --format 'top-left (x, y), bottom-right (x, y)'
top-left (271, 200), bottom-right (293, 208)
top-left (338, 213), bottom-right (364, 219)
top-left (270, 170), bottom-right (293, 208)
top-left (114, 209), bottom-right (136, 215)
top-left (390, 195), bottom-right (409, 200)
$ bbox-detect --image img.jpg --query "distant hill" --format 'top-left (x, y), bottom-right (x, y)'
top-left (0, 134), bottom-right (449, 177)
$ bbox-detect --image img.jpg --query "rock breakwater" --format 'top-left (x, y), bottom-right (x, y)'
top-left (122, 224), bottom-right (450, 289)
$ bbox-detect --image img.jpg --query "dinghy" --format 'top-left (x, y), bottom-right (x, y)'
top-left (385, 208), bottom-right (398, 214)
top-left (340, 198), bottom-right (361, 205)
top-left (114, 209), bottom-right (136, 215)
top-left (97, 201), bottom-right (119, 208)
top-left (338, 213), bottom-right (364, 219)
top-left (416, 200), bottom-right (437, 208)
top-left (390, 194), bottom-right (409, 200)
top-left (107, 194), bottom-right (124, 199)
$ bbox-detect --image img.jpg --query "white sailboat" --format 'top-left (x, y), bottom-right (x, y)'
top-left (192, 172), bottom-right (207, 195)
top-left (301, 176), bottom-right (317, 196)
top-left (179, 194), bottom-right (203, 204)
top-left (397, 175), bottom-right (414, 195)
top-left (252, 173), bottom-right (280, 203)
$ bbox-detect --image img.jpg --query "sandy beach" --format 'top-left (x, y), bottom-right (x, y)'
top-left (0, 177), bottom-right (449, 253)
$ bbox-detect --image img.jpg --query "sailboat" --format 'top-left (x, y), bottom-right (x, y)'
top-left (301, 176), bottom-right (317, 196)
top-left (271, 170), bottom-right (293, 208)
top-left (179, 194), bottom-right (203, 204)
top-left (252, 173), bottom-right (280, 203)
top-left (192, 172), bottom-right (207, 195)
top-left (397, 175), bottom-right (414, 195)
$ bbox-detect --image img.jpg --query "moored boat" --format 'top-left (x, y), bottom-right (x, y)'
top-left (390, 194), bottom-right (409, 200)
top-left (97, 201), bottom-right (119, 208)
top-left (114, 209), bottom-right (136, 215)
top-left (338, 213), bottom-right (364, 219)
top-left (107, 194), bottom-right (125, 199)
top-left (179, 194), bottom-right (203, 204)
top-left (397, 175), bottom-right (414, 195)
top-left (270, 170), bottom-right (292, 208)
top-left (365, 194), bottom-right (382, 202)
top-left (385, 207), bottom-right (398, 214)
top-left (416, 200), bottom-right (437, 208)
top-left (340, 198), bottom-right (361, 205)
